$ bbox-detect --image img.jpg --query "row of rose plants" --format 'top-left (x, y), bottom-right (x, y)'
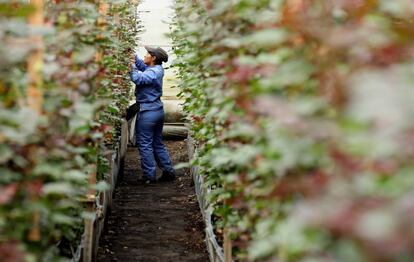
top-left (172, 0), bottom-right (414, 261)
top-left (0, 0), bottom-right (139, 260)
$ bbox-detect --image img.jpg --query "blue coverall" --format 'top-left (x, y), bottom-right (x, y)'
top-left (130, 56), bottom-right (174, 181)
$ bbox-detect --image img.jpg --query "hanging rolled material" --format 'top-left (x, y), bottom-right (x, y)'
top-left (163, 100), bottom-right (187, 139)
top-left (162, 124), bottom-right (188, 140)
top-left (163, 99), bottom-right (184, 123)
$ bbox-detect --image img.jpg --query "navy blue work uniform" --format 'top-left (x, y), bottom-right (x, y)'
top-left (130, 56), bottom-right (174, 181)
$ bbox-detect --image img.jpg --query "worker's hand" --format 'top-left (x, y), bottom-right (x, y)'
top-left (130, 52), bottom-right (136, 62)
top-left (130, 62), bottom-right (136, 71)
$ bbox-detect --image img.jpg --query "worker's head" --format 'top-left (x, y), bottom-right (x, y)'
top-left (144, 46), bottom-right (168, 66)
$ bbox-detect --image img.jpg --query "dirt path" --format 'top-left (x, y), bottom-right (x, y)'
top-left (97, 141), bottom-right (208, 262)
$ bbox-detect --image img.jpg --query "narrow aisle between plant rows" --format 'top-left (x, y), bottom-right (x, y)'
top-left (97, 140), bottom-right (208, 262)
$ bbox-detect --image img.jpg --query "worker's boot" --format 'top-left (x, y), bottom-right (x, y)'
top-left (158, 170), bottom-right (176, 182)
top-left (138, 176), bottom-right (156, 185)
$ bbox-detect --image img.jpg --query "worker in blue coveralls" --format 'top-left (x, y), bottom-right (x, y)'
top-left (130, 46), bottom-right (176, 184)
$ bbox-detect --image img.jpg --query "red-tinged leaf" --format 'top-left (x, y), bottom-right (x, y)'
top-left (226, 64), bottom-right (256, 85)
top-left (101, 124), bottom-right (113, 133)
top-left (332, 0), bottom-right (377, 19)
top-left (282, 0), bottom-right (308, 21)
top-left (26, 180), bottom-right (43, 196)
top-left (0, 241), bottom-right (25, 262)
top-left (318, 70), bottom-right (348, 108)
top-left (372, 44), bottom-right (408, 66)
top-left (330, 148), bottom-right (362, 174)
top-left (228, 196), bottom-right (247, 209)
top-left (0, 184), bottom-right (18, 205)
top-left (191, 115), bottom-right (203, 123)
top-left (271, 170), bottom-right (329, 199)
top-left (370, 160), bottom-right (398, 175)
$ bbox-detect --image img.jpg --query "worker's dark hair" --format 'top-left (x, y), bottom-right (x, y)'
top-left (149, 52), bottom-right (162, 65)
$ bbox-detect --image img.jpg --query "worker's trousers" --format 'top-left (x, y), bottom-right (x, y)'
top-left (135, 108), bottom-right (174, 180)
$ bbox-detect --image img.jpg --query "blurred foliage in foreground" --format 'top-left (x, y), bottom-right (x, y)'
top-left (0, 0), bottom-right (138, 260)
top-left (172, 0), bottom-right (414, 261)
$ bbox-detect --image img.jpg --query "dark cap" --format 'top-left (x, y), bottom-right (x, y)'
top-left (145, 46), bottom-right (168, 63)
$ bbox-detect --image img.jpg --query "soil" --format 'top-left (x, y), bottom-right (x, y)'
top-left (97, 140), bottom-right (208, 262)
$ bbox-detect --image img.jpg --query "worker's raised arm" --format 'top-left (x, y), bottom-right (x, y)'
top-left (134, 55), bottom-right (148, 71)
top-left (130, 67), bottom-right (157, 86)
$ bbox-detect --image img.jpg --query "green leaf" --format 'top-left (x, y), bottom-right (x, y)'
top-left (174, 162), bottom-right (191, 169)
top-left (243, 29), bottom-right (288, 48)
top-left (43, 182), bottom-right (75, 196)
